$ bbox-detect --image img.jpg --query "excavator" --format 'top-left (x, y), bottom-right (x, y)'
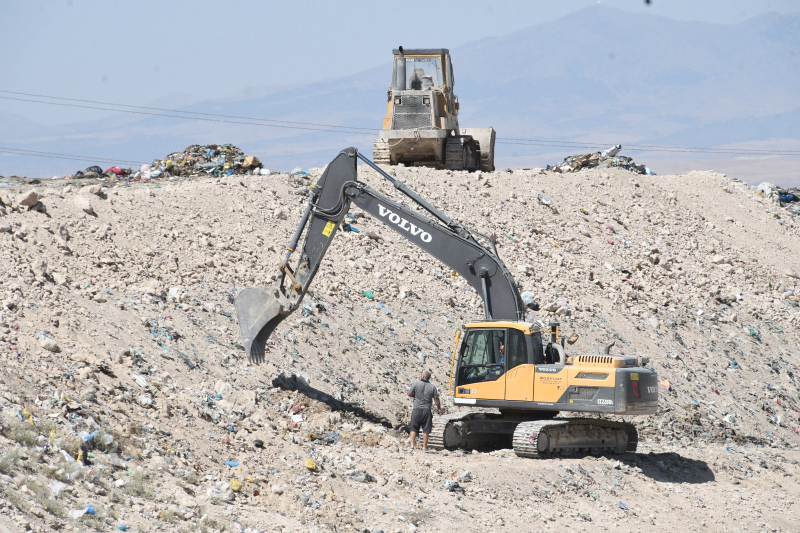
top-left (235, 148), bottom-right (658, 457)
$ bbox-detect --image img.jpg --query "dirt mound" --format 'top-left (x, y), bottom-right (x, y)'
top-left (0, 163), bottom-right (798, 532)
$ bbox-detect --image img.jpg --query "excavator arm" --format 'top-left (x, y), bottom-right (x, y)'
top-left (235, 147), bottom-right (524, 363)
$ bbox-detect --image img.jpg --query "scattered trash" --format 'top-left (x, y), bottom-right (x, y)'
top-left (229, 479), bottom-right (242, 492)
top-left (291, 168), bottom-right (311, 176)
top-left (60, 449), bottom-right (76, 462)
top-left (49, 481), bottom-right (67, 497)
top-left (224, 459), bottom-right (239, 467)
top-left (548, 145), bottom-right (652, 175)
top-left (617, 501), bottom-right (629, 510)
top-left (442, 480), bottom-right (465, 493)
top-left (363, 290), bottom-right (374, 300)
top-left (520, 291), bottom-right (539, 310)
top-left (348, 470), bottom-right (376, 483)
top-left (69, 508), bottom-right (88, 519)
top-left (305, 458), bottom-right (318, 472)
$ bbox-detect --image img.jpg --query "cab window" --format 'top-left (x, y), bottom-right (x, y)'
top-left (457, 329), bottom-right (505, 385)
top-left (506, 329), bottom-right (527, 370)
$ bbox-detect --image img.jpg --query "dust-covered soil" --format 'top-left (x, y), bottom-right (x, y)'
top-left (0, 161), bottom-right (799, 532)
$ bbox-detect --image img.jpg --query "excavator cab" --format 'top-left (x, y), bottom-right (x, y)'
top-left (450, 321), bottom-right (657, 416)
top-left (451, 322), bottom-right (545, 403)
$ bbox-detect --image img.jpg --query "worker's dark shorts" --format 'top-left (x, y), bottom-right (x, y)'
top-left (409, 408), bottom-right (433, 434)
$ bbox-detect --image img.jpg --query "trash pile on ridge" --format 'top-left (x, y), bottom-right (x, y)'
top-left (67, 144), bottom-right (268, 181)
top-left (134, 144), bottom-right (266, 179)
top-left (548, 144), bottom-right (654, 175)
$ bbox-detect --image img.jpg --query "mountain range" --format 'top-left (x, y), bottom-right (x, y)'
top-left (1, 5), bottom-right (798, 185)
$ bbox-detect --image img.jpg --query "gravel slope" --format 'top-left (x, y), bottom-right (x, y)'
top-left (0, 162), bottom-right (798, 532)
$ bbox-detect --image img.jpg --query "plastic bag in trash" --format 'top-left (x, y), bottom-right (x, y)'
top-left (521, 291), bottom-right (539, 310)
top-left (349, 470), bottom-right (375, 483)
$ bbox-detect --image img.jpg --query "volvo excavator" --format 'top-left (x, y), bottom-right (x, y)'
top-left (235, 148), bottom-right (658, 458)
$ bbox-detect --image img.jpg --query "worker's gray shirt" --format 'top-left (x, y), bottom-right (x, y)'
top-left (409, 380), bottom-right (438, 410)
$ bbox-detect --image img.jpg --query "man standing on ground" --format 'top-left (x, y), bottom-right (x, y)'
top-left (407, 369), bottom-right (442, 450)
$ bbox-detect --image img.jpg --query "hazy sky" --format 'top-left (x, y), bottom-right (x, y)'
top-left (1, 0), bottom-right (798, 126)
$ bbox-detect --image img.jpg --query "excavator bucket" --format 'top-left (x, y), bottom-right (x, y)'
top-left (235, 284), bottom-right (292, 364)
top-left (234, 148), bottom-right (360, 364)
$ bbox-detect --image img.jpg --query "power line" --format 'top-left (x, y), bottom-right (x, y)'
top-left (1, 89), bottom-right (799, 158)
top-left (0, 90), bottom-right (379, 134)
top-left (0, 146), bottom-right (146, 166)
top-left (498, 138), bottom-right (800, 156)
top-left (0, 95), bottom-right (378, 137)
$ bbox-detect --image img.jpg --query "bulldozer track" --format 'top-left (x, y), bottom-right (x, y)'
top-left (444, 137), bottom-right (465, 171)
top-left (512, 418), bottom-right (638, 459)
top-left (444, 136), bottom-right (479, 172)
top-left (477, 141), bottom-right (493, 172)
top-left (373, 139), bottom-right (391, 165)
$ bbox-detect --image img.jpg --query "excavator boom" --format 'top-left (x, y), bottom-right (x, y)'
top-left (236, 147), bottom-right (524, 363)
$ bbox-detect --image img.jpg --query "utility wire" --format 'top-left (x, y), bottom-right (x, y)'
top-left (0, 90), bottom-right (378, 134)
top-left (0, 95), bottom-right (378, 137)
top-left (2, 89), bottom-right (799, 158)
top-left (0, 146), bottom-right (146, 166)
top-left (496, 140), bottom-right (800, 157)
top-left (498, 137), bottom-right (800, 156)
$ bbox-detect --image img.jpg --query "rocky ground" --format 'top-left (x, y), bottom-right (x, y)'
top-left (0, 159), bottom-right (799, 532)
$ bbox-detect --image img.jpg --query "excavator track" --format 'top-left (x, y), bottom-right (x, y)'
top-left (512, 418), bottom-right (638, 458)
top-left (428, 414), bottom-right (468, 450)
top-left (373, 139), bottom-right (391, 165)
top-left (429, 414), bottom-right (638, 458)
top-left (428, 412), bottom-right (509, 451)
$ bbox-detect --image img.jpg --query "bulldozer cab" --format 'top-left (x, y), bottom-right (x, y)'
top-left (392, 50), bottom-right (450, 91)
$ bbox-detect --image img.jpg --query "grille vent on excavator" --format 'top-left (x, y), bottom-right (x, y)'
top-left (575, 372), bottom-right (610, 380)
top-left (576, 355), bottom-right (615, 366)
top-left (569, 387), bottom-right (599, 400)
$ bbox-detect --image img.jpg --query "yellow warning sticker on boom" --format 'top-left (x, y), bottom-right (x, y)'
top-left (322, 221), bottom-right (336, 237)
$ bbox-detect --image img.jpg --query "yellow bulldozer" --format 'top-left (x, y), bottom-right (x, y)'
top-left (373, 47), bottom-right (496, 172)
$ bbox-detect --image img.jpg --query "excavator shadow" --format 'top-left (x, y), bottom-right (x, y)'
top-left (616, 451), bottom-right (715, 484)
top-left (271, 373), bottom-right (392, 429)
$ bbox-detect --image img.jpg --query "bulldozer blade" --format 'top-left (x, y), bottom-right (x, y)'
top-left (235, 286), bottom-right (290, 364)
